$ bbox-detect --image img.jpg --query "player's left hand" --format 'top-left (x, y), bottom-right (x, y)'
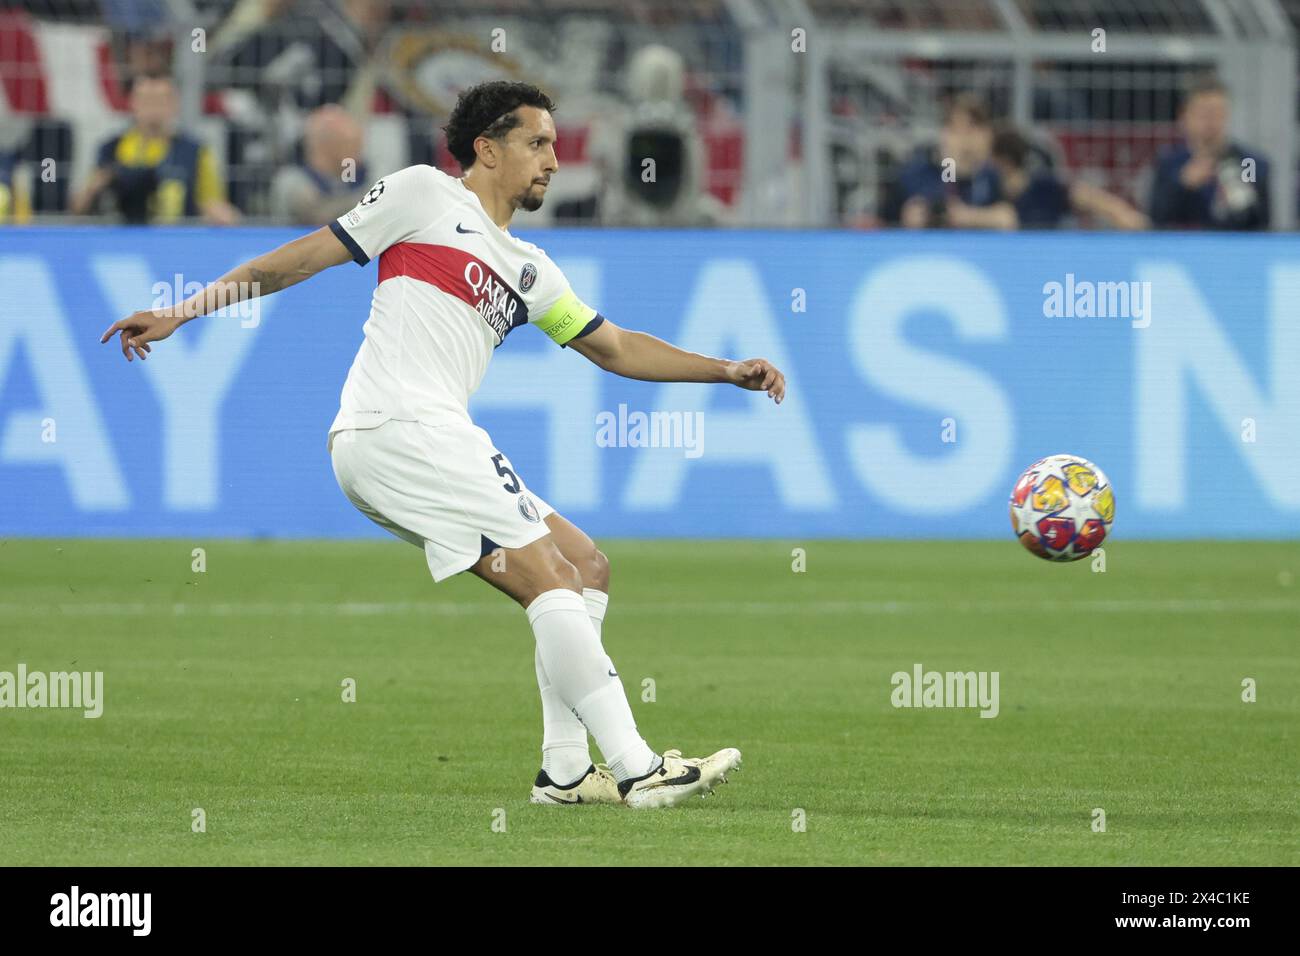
top-left (726, 358), bottom-right (785, 404)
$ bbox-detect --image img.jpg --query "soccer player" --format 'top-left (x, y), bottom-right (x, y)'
top-left (100, 81), bottom-right (786, 809)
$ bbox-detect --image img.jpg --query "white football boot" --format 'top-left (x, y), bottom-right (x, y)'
top-left (618, 748), bottom-right (742, 809)
top-left (530, 764), bottom-right (623, 805)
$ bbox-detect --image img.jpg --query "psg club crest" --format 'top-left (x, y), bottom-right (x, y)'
top-left (519, 262), bottom-right (537, 293)
top-left (517, 494), bottom-right (540, 523)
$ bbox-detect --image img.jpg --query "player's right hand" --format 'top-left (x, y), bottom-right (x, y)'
top-left (99, 310), bottom-right (180, 362)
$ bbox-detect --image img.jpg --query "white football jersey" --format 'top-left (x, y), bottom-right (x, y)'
top-left (327, 164), bottom-right (602, 436)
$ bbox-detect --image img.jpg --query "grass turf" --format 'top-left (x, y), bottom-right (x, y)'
top-left (0, 538), bottom-right (1296, 866)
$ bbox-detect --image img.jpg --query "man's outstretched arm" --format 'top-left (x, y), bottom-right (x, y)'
top-left (566, 317), bottom-right (786, 403)
top-left (99, 225), bottom-right (353, 361)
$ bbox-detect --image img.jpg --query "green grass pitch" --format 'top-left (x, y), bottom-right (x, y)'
top-left (1, 538), bottom-right (1296, 866)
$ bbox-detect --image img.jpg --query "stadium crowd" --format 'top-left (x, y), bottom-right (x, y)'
top-left (0, 0), bottom-right (1279, 230)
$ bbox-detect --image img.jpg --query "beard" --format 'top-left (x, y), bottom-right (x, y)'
top-left (517, 183), bottom-right (545, 212)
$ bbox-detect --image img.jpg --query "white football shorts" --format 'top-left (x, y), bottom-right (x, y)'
top-left (328, 419), bottom-right (555, 582)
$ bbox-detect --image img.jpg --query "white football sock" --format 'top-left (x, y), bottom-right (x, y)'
top-left (525, 589), bottom-right (656, 783)
top-left (535, 646), bottom-right (592, 786)
top-left (583, 587), bottom-right (609, 637)
top-left (534, 588), bottom-right (612, 784)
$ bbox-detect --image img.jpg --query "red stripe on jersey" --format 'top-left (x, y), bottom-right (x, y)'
top-left (378, 242), bottom-right (530, 340)
top-left (378, 242), bottom-right (476, 301)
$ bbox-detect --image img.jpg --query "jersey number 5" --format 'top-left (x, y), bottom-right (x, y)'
top-left (491, 453), bottom-right (521, 494)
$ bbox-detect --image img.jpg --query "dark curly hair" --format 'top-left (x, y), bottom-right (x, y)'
top-left (442, 81), bottom-right (557, 170)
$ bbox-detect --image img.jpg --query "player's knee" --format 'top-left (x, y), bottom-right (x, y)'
top-left (541, 550), bottom-right (584, 596)
top-left (586, 548), bottom-right (610, 592)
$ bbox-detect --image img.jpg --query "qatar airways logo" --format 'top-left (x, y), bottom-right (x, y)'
top-left (464, 260), bottom-right (525, 344)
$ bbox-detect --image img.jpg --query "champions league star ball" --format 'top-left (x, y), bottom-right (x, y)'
top-left (1009, 454), bottom-right (1115, 561)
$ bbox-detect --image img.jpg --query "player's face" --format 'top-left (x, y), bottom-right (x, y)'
top-left (502, 107), bottom-right (559, 212)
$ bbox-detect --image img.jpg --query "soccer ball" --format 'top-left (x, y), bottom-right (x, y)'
top-left (1009, 454), bottom-right (1115, 561)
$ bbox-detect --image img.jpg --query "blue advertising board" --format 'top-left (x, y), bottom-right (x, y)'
top-left (3, 228), bottom-right (1297, 539)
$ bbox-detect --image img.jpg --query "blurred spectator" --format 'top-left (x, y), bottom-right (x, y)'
top-left (70, 74), bottom-right (241, 224)
top-left (1148, 75), bottom-right (1270, 231)
top-left (882, 94), bottom-right (999, 228)
top-left (268, 104), bottom-right (369, 224)
top-left (949, 124), bottom-right (1148, 230)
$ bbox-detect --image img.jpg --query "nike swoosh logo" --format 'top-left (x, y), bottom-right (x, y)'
top-left (649, 765), bottom-right (701, 789)
top-left (544, 793), bottom-right (582, 805)
top-left (456, 223), bottom-right (480, 234)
